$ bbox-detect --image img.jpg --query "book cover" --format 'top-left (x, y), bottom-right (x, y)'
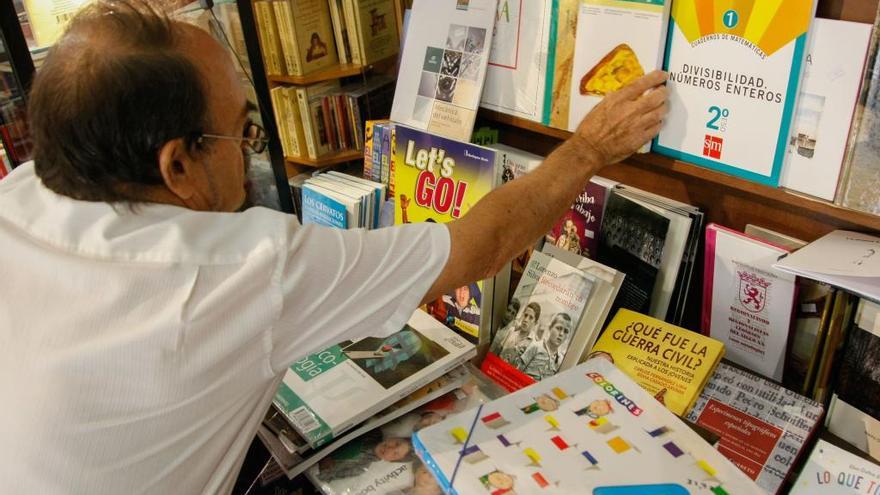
top-left (414, 359), bottom-right (761, 494)
top-left (827, 298), bottom-right (880, 461)
top-left (390, 0), bottom-right (498, 141)
top-left (307, 368), bottom-right (506, 494)
top-left (352, 0), bottom-right (400, 65)
top-left (546, 181), bottom-right (606, 260)
top-left (276, 0), bottom-right (339, 76)
top-left (591, 308), bottom-right (725, 416)
top-left (654, 0), bottom-right (818, 186)
top-left (482, 251), bottom-right (595, 392)
top-left (481, 0), bottom-right (554, 122)
top-left (597, 190), bottom-right (670, 316)
top-left (703, 224), bottom-right (797, 381)
top-left (393, 125), bottom-right (498, 343)
top-left (687, 363), bottom-right (824, 494)
top-left (543, 0), bottom-right (580, 129)
top-left (780, 18), bottom-right (872, 201)
top-left (274, 309), bottom-right (476, 449)
top-left (790, 439), bottom-right (880, 494)
top-left (253, 1), bottom-right (286, 75)
top-left (301, 185), bottom-right (349, 229)
top-left (837, 8), bottom-right (880, 215)
top-left (566, 0), bottom-right (670, 133)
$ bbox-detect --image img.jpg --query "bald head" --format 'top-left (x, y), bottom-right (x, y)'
top-left (28, 0), bottom-right (223, 203)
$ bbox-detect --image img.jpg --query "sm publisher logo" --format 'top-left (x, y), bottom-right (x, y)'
top-left (703, 135), bottom-right (723, 159)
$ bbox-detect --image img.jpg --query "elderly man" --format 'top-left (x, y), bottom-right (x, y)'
top-left (0, 1), bottom-right (667, 493)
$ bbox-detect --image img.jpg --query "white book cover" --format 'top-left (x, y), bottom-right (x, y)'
top-left (490, 143), bottom-right (544, 187)
top-left (654, 0), bottom-right (818, 186)
top-left (781, 18), bottom-right (872, 201)
top-left (566, 0), bottom-right (671, 132)
top-left (703, 224), bottom-right (796, 381)
top-left (274, 309), bottom-right (476, 448)
top-left (414, 359), bottom-right (762, 494)
top-left (790, 440), bottom-right (880, 494)
top-left (390, 0), bottom-right (499, 142)
top-left (480, 0), bottom-right (554, 122)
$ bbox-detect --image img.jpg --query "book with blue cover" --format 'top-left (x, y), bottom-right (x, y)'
top-left (413, 358), bottom-right (761, 494)
top-left (301, 185), bottom-right (349, 229)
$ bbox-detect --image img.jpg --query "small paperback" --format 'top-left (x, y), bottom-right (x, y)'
top-left (546, 180), bottom-right (607, 260)
top-left (413, 359), bottom-right (762, 494)
top-left (481, 250), bottom-right (595, 392)
top-left (790, 439), bottom-right (880, 494)
top-left (591, 308), bottom-right (725, 416)
top-left (703, 224), bottom-right (797, 381)
top-left (687, 363), bottom-right (824, 494)
top-left (654, 0), bottom-right (818, 186)
top-left (274, 309), bottom-right (476, 448)
top-left (481, 0), bottom-right (554, 122)
top-left (394, 125), bottom-right (506, 344)
top-left (390, 0), bottom-right (498, 141)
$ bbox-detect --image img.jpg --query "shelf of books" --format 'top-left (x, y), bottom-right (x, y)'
top-left (285, 149), bottom-right (363, 169)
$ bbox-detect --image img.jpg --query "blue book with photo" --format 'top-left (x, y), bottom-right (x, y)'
top-left (302, 186), bottom-right (348, 229)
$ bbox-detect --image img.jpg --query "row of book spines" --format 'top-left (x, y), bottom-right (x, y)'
top-left (362, 120), bottom-right (394, 198)
top-left (271, 86), bottom-right (366, 160)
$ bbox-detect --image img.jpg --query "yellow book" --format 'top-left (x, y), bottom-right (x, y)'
top-left (254, 1), bottom-right (286, 75)
top-left (590, 309), bottom-right (724, 416)
top-left (275, 0), bottom-right (340, 76)
top-left (351, 0), bottom-right (400, 65)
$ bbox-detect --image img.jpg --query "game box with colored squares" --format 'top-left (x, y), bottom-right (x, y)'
top-left (390, 0), bottom-right (498, 142)
top-left (413, 358), bottom-right (760, 494)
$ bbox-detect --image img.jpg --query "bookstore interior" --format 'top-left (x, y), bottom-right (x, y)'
top-left (7, 0), bottom-right (880, 493)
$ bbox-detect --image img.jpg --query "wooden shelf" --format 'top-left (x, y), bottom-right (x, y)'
top-left (477, 108), bottom-right (880, 241)
top-left (285, 149), bottom-right (362, 172)
top-left (268, 63), bottom-right (366, 85)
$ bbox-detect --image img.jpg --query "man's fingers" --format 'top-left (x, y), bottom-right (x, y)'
top-left (634, 102), bottom-right (667, 129)
top-left (638, 85), bottom-right (668, 111)
top-left (616, 70), bottom-right (668, 101)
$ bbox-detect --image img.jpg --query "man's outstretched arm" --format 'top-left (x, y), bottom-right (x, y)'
top-left (423, 71), bottom-right (668, 305)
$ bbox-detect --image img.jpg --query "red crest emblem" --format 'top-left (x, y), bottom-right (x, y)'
top-left (738, 271), bottom-right (770, 313)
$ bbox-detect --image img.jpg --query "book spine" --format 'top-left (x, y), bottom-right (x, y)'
top-left (282, 88), bottom-right (303, 157)
top-left (276, 1), bottom-right (304, 76)
top-left (363, 120), bottom-right (374, 179)
top-left (342, 0), bottom-right (362, 65)
top-left (296, 87), bottom-right (319, 159)
top-left (270, 87), bottom-right (291, 157)
top-left (541, 0), bottom-right (561, 125)
top-left (320, 96), bottom-right (335, 151)
top-left (371, 122), bottom-right (385, 182)
top-left (310, 97), bottom-right (332, 156)
top-left (328, 0), bottom-right (349, 64)
top-left (256, 2), bottom-right (283, 75)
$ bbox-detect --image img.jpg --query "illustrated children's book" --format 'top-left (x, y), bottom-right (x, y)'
top-left (413, 358), bottom-right (762, 494)
top-left (702, 224), bottom-right (797, 382)
top-left (274, 309), bottom-right (476, 449)
top-left (687, 363), bottom-right (824, 494)
top-left (591, 309), bottom-right (725, 416)
top-left (390, 0), bottom-right (499, 141)
top-left (789, 439), bottom-right (880, 494)
top-left (481, 0), bottom-right (554, 122)
top-left (481, 250), bottom-right (595, 392)
top-left (654, 0), bottom-right (819, 186)
top-left (393, 125), bottom-right (507, 345)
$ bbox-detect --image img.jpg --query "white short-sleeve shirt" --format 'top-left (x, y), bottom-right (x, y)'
top-left (0, 162), bottom-right (450, 494)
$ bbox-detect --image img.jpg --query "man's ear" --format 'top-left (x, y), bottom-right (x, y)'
top-left (158, 138), bottom-right (202, 204)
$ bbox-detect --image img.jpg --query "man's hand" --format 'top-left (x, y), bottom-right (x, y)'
top-left (573, 70), bottom-right (669, 166)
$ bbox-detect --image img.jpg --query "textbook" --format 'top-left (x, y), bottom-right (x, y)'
top-left (565, 0), bottom-right (671, 135)
top-left (591, 309), bottom-right (725, 416)
top-left (273, 309), bottom-right (476, 449)
top-left (480, 0), bottom-right (554, 122)
top-left (307, 367), bottom-right (506, 494)
top-left (790, 439), bottom-right (880, 494)
top-left (481, 250), bottom-right (595, 392)
top-left (654, 0), bottom-right (819, 186)
top-left (780, 18), bottom-right (872, 201)
top-left (394, 125), bottom-right (506, 345)
top-left (687, 363), bottom-right (824, 494)
top-left (390, 0), bottom-right (498, 141)
top-left (413, 359), bottom-right (762, 494)
top-left (703, 224), bottom-right (797, 381)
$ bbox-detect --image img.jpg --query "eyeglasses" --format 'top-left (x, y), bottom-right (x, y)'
top-left (197, 122), bottom-right (268, 154)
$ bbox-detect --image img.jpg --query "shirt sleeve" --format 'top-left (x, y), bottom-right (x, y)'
top-left (269, 221), bottom-right (451, 373)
